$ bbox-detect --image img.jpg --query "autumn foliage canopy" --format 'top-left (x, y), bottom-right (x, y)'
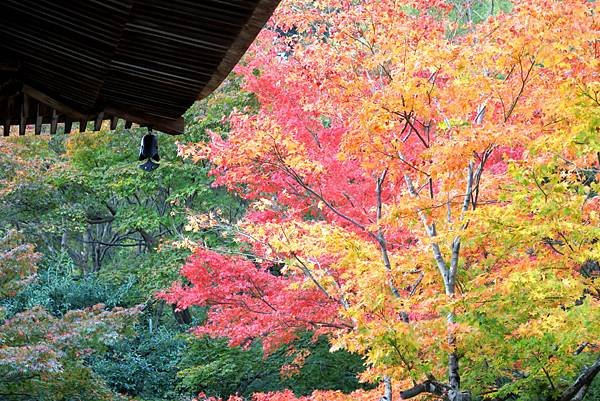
top-left (164, 0), bottom-right (600, 400)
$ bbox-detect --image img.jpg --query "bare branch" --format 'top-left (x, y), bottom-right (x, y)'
top-left (292, 252), bottom-right (341, 305)
top-left (448, 162), bottom-right (474, 292)
top-left (400, 379), bottom-right (450, 399)
top-left (404, 174), bottom-right (449, 282)
top-left (556, 356), bottom-right (600, 401)
top-left (505, 55), bottom-right (536, 121)
top-left (375, 168), bottom-right (401, 298)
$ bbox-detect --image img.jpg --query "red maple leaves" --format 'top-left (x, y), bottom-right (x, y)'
top-left (159, 249), bottom-right (344, 353)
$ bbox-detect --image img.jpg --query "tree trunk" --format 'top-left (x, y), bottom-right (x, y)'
top-left (555, 356), bottom-right (600, 401)
top-left (138, 229), bottom-right (157, 251)
top-left (447, 351), bottom-right (470, 401)
top-left (172, 304), bottom-right (192, 325)
top-left (381, 375), bottom-right (393, 401)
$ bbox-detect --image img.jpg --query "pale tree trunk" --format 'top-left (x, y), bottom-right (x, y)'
top-left (445, 162), bottom-right (473, 401)
top-left (403, 161), bottom-right (475, 401)
top-left (381, 376), bottom-right (393, 401)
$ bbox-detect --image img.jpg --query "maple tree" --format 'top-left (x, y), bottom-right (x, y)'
top-left (165, 0), bottom-right (600, 400)
top-left (1, 88), bottom-right (367, 401)
top-left (1, 80), bottom-right (368, 401)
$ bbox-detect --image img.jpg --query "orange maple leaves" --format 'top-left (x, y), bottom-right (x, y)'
top-left (167, 0), bottom-right (599, 399)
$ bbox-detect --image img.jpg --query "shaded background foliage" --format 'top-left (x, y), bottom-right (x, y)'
top-left (0, 77), bottom-right (370, 401)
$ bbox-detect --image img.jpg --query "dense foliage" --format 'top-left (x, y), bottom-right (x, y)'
top-left (0, 78), bottom-right (369, 400)
top-left (0, 231), bottom-right (140, 400)
top-left (165, 0), bottom-right (600, 401)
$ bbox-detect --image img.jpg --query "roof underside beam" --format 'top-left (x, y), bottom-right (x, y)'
top-left (0, 84), bottom-right (184, 135)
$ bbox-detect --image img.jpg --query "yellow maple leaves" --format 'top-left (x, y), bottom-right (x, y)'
top-left (193, 0), bottom-right (600, 397)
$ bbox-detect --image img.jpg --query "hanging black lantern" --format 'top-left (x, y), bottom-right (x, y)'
top-left (138, 130), bottom-right (160, 171)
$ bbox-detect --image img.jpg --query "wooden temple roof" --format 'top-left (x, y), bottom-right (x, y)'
top-left (0, 0), bottom-right (279, 136)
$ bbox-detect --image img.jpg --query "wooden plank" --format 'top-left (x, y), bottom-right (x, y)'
top-left (0, 60), bottom-right (20, 71)
top-left (79, 119), bottom-right (88, 133)
top-left (109, 115), bottom-right (118, 130)
top-left (94, 111), bottom-right (104, 131)
top-left (35, 102), bottom-right (43, 135)
top-left (104, 105), bottom-right (184, 135)
top-left (19, 94), bottom-right (27, 136)
top-left (197, 0), bottom-right (282, 101)
top-left (50, 109), bottom-right (58, 135)
top-left (5, 96), bottom-right (14, 135)
top-left (23, 84), bottom-right (89, 120)
top-left (64, 117), bottom-right (73, 134)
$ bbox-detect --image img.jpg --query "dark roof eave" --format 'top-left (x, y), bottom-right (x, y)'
top-left (196, 0), bottom-right (280, 102)
top-left (0, 0), bottom-right (281, 137)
